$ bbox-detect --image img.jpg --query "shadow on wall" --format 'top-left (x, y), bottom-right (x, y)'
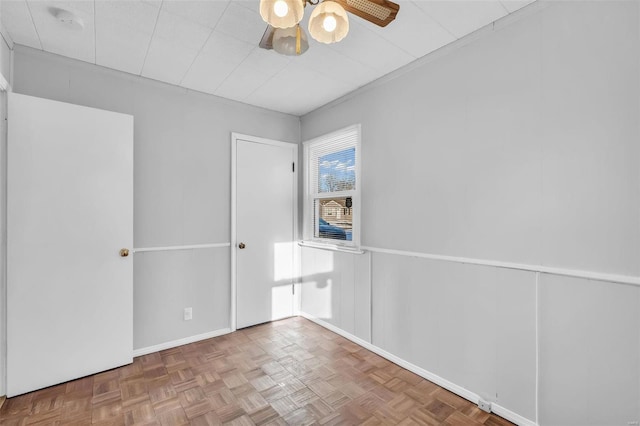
top-left (300, 271), bottom-right (337, 320)
top-left (299, 248), bottom-right (345, 323)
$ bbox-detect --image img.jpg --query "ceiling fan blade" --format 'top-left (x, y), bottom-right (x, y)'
top-left (259, 25), bottom-right (276, 50)
top-left (334, 0), bottom-right (399, 27)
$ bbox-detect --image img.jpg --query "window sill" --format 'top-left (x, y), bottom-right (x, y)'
top-left (298, 240), bottom-right (366, 255)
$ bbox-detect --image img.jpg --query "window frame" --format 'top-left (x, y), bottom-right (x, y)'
top-left (303, 124), bottom-right (361, 249)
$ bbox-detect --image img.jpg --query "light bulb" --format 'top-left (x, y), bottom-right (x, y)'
top-left (308, 0), bottom-right (349, 44)
top-left (322, 15), bottom-right (337, 32)
top-left (273, 0), bottom-right (289, 17)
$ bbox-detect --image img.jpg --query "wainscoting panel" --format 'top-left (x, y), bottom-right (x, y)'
top-left (371, 252), bottom-right (537, 421)
top-left (538, 274), bottom-right (640, 425)
top-left (493, 267), bottom-right (537, 421)
top-left (133, 247), bottom-right (230, 350)
top-left (354, 251), bottom-right (372, 342)
top-left (300, 247), bottom-right (372, 343)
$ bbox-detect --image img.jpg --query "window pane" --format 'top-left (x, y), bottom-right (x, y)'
top-left (314, 197), bottom-right (353, 241)
top-left (317, 147), bottom-right (355, 193)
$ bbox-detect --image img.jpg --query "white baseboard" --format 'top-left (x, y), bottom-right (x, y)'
top-left (298, 311), bottom-right (537, 426)
top-left (132, 328), bottom-right (232, 357)
top-left (491, 403), bottom-right (538, 426)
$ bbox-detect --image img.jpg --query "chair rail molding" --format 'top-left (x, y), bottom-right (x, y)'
top-left (361, 246), bottom-right (640, 287)
top-left (133, 242), bottom-right (230, 253)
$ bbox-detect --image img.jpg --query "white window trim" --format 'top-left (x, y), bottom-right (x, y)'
top-left (303, 124), bottom-right (361, 249)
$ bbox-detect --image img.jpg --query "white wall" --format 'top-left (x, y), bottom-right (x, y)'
top-left (11, 46), bottom-right (300, 351)
top-left (300, 1), bottom-right (640, 425)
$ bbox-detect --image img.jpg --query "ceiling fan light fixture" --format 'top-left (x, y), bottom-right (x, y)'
top-left (308, 1), bottom-right (349, 44)
top-left (273, 25), bottom-right (309, 56)
top-left (260, 0), bottom-right (304, 29)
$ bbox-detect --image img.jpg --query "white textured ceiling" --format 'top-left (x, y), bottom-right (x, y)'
top-left (1, 0), bottom-right (535, 115)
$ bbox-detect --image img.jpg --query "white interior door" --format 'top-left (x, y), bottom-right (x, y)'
top-left (234, 135), bottom-right (296, 329)
top-left (7, 93), bottom-right (133, 397)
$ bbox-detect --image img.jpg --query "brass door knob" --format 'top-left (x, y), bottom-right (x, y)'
top-left (238, 243), bottom-right (246, 249)
top-left (120, 248), bottom-right (130, 257)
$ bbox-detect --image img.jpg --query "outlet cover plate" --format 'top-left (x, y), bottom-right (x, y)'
top-left (478, 399), bottom-right (491, 413)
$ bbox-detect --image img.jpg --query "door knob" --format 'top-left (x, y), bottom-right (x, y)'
top-left (238, 243), bottom-right (246, 249)
top-left (119, 248), bottom-right (130, 257)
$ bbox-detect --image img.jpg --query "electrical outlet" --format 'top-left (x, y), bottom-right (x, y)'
top-left (478, 399), bottom-right (491, 413)
top-left (184, 307), bottom-right (192, 321)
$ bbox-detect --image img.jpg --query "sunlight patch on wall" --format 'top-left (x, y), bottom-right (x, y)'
top-left (274, 241), bottom-right (294, 281)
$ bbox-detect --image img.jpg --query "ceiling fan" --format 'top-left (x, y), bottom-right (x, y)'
top-left (258, 0), bottom-right (400, 56)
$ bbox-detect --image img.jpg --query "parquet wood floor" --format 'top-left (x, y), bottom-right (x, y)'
top-left (0, 317), bottom-right (515, 426)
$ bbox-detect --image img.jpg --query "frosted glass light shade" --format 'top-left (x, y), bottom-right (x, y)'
top-left (260, 0), bottom-right (304, 29)
top-left (273, 25), bottom-right (309, 56)
top-left (308, 1), bottom-right (349, 44)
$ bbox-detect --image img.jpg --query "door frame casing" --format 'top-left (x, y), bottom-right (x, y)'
top-left (0, 73), bottom-right (8, 397)
top-left (230, 133), bottom-right (299, 332)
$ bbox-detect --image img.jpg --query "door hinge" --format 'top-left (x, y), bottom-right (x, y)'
top-left (292, 284), bottom-right (295, 294)
top-left (292, 162), bottom-right (295, 172)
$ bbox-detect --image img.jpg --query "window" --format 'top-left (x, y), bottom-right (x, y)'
top-left (303, 124), bottom-right (360, 247)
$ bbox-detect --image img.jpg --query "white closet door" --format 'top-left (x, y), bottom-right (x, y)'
top-left (235, 137), bottom-right (296, 329)
top-left (7, 93), bottom-right (133, 397)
